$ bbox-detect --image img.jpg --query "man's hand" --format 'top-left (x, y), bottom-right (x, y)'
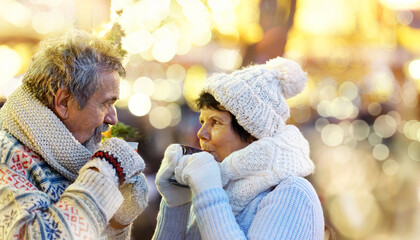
top-left (92, 138), bottom-right (145, 184)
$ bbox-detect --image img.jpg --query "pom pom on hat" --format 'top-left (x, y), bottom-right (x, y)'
top-left (265, 57), bottom-right (307, 99)
top-left (202, 56), bottom-right (307, 139)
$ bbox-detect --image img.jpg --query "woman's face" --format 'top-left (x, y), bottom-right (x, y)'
top-left (197, 107), bottom-right (251, 162)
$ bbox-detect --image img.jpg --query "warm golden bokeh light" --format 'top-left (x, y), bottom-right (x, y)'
top-left (3, 0), bottom-right (420, 238)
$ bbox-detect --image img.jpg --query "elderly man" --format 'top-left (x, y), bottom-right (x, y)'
top-left (0, 30), bottom-right (148, 239)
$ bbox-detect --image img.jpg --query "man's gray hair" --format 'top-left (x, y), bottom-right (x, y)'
top-left (22, 30), bottom-right (125, 109)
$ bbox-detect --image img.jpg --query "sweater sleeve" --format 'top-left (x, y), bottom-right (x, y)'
top-left (247, 177), bottom-right (325, 240)
top-left (0, 164), bottom-right (124, 240)
top-left (192, 177), bottom-right (324, 240)
top-left (193, 187), bottom-right (246, 239)
top-left (152, 199), bottom-right (191, 240)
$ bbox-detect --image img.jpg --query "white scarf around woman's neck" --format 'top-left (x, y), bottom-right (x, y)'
top-left (220, 125), bottom-right (315, 215)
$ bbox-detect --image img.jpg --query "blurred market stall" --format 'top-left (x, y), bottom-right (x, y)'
top-left (1, 0), bottom-right (420, 239)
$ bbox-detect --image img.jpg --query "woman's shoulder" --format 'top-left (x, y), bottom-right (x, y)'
top-left (266, 176), bottom-right (320, 203)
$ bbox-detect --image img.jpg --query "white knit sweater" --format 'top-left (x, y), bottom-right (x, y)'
top-left (220, 124), bottom-right (315, 214)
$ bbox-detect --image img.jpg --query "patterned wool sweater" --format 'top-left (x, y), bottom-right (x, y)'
top-left (0, 85), bottom-right (129, 240)
top-left (0, 130), bottom-right (126, 240)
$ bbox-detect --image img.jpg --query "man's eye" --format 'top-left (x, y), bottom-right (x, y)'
top-left (105, 101), bottom-right (115, 107)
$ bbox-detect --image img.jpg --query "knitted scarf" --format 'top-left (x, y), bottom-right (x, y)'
top-left (0, 85), bottom-right (92, 181)
top-left (220, 125), bottom-right (315, 215)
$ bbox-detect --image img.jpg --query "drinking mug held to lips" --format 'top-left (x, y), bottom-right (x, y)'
top-left (169, 145), bottom-right (202, 188)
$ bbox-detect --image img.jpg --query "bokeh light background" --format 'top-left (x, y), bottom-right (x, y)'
top-left (2, 0), bottom-right (420, 239)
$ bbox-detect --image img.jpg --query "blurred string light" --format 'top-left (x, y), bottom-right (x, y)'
top-left (149, 106), bottom-right (172, 129)
top-left (321, 124), bottom-right (344, 147)
top-left (295, 0), bottom-right (356, 35)
top-left (166, 64), bottom-right (186, 81)
top-left (166, 103), bottom-right (182, 126)
top-left (396, 10), bottom-right (414, 25)
top-left (128, 93), bottom-right (152, 117)
top-left (100, 0), bottom-right (262, 129)
top-left (408, 59), bottom-right (420, 79)
top-left (133, 77), bottom-right (155, 96)
top-left (373, 114), bottom-right (397, 138)
top-left (151, 79), bottom-right (182, 102)
top-left (315, 80), bottom-right (359, 120)
top-left (183, 65), bottom-right (207, 110)
top-left (372, 143), bottom-right (389, 161)
top-left (382, 158), bottom-right (399, 175)
top-left (109, 0), bottom-right (261, 63)
top-left (2, 1), bottom-right (31, 28)
top-left (0, 45), bottom-right (23, 97)
top-left (407, 59), bottom-right (420, 100)
top-left (329, 192), bottom-right (381, 239)
top-left (119, 79), bottom-right (132, 101)
top-left (401, 81), bottom-right (419, 108)
top-left (213, 48), bottom-right (242, 71)
top-left (408, 141), bottom-right (420, 161)
top-left (0, 46), bottom-right (21, 79)
top-left (32, 10), bottom-right (65, 34)
top-left (379, 0), bottom-right (420, 10)
top-left (349, 120), bottom-right (370, 141)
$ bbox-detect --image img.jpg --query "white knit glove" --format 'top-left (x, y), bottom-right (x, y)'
top-left (91, 138), bottom-right (145, 184)
top-left (155, 144), bottom-right (192, 207)
top-left (174, 151), bottom-right (222, 195)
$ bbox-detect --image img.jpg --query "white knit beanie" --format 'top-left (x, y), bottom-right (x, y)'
top-left (202, 57), bottom-right (307, 139)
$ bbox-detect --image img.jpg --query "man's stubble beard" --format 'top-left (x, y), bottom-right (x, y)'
top-left (82, 123), bottom-right (109, 152)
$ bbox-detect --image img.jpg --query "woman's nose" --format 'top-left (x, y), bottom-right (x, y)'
top-left (197, 124), bottom-right (210, 140)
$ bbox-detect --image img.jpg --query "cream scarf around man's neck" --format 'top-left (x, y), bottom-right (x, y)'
top-left (220, 125), bottom-right (315, 215)
top-left (0, 85), bottom-right (92, 181)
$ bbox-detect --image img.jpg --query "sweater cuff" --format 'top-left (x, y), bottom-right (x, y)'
top-left (105, 224), bottom-right (132, 240)
top-left (193, 187), bottom-right (229, 209)
top-left (153, 199), bottom-right (191, 239)
top-left (67, 169), bottom-right (124, 222)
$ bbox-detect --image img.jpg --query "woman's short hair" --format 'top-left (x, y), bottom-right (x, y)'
top-left (196, 92), bottom-right (255, 143)
top-left (22, 30), bottom-right (125, 109)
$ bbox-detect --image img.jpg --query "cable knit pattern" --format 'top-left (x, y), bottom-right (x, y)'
top-left (202, 57), bottom-right (307, 139)
top-left (0, 85), bottom-right (92, 181)
top-left (220, 125), bottom-right (314, 215)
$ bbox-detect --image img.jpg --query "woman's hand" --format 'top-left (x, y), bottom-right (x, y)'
top-left (155, 144), bottom-right (192, 207)
top-left (174, 151), bottom-right (222, 195)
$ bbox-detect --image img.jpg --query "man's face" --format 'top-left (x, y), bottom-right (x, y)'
top-left (64, 71), bottom-right (120, 147)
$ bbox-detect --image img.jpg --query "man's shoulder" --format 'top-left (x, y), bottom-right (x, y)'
top-left (0, 130), bottom-right (21, 159)
top-left (0, 130), bottom-right (44, 175)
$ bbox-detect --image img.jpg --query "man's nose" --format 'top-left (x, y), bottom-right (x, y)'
top-left (104, 106), bottom-right (118, 125)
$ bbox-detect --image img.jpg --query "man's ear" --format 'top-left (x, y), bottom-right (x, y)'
top-left (54, 87), bottom-right (71, 119)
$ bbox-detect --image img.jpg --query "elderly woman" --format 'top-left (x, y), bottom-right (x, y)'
top-left (153, 57), bottom-right (324, 239)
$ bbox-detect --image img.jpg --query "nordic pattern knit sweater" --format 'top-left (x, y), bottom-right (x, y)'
top-left (153, 176), bottom-right (324, 240)
top-left (0, 131), bottom-right (125, 240)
